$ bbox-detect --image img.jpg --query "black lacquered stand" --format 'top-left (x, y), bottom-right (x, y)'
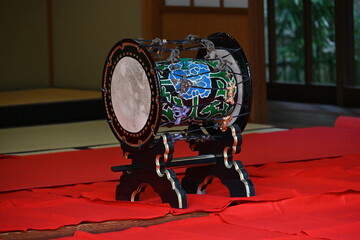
top-left (111, 124), bottom-right (255, 209)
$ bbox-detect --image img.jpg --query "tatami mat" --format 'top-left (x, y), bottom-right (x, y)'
top-left (0, 120), bottom-right (117, 155)
top-left (0, 121), bottom-right (284, 155)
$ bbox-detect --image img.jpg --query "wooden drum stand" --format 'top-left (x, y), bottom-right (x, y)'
top-left (111, 124), bottom-right (254, 209)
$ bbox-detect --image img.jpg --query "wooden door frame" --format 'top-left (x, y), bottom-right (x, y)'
top-left (141, 0), bottom-right (267, 123)
top-left (248, 0), bottom-right (267, 123)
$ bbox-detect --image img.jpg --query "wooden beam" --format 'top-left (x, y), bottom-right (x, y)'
top-left (141, 0), bottom-right (162, 39)
top-left (248, 0), bottom-right (267, 123)
top-left (335, 0), bottom-right (355, 106)
top-left (46, 0), bottom-right (55, 87)
top-left (267, 0), bottom-right (276, 84)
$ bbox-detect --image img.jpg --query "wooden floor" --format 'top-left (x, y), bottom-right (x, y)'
top-left (267, 100), bottom-right (360, 128)
top-left (0, 88), bottom-right (101, 107)
top-left (0, 88), bottom-right (104, 128)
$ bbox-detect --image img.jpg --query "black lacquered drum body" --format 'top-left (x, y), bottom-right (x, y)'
top-left (102, 32), bottom-right (252, 149)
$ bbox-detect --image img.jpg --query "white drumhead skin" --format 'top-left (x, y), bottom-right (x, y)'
top-left (111, 56), bottom-right (151, 133)
top-left (212, 49), bottom-right (244, 126)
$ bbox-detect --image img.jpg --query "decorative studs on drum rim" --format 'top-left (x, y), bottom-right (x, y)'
top-left (102, 33), bottom-right (252, 149)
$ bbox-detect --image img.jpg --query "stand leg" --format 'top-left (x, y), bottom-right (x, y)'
top-left (182, 125), bottom-right (255, 197)
top-left (182, 159), bottom-right (255, 197)
top-left (114, 134), bottom-right (188, 209)
top-left (116, 168), bottom-right (187, 208)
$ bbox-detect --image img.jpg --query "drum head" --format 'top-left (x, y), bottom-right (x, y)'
top-left (198, 32), bottom-right (252, 132)
top-left (102, 39), bottom-right (161, 149)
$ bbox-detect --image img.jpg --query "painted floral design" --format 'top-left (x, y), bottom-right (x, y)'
top-left (168, 60), bottom-right (211, 100)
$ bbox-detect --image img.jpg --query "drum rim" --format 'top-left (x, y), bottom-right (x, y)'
top-left (202, 32), bottom-right (253, 132)
top-left (102, 39), bottom-right (161, 149)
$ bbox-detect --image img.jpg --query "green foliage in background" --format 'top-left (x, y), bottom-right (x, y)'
top-left (354, 0), bottom-right (360, 87)
top-left (311, 0), bottom-right (336, 85)
top-left (275, 0), bottom-right (305, 83)
top-left (275, 0), bottom-right (336, 85)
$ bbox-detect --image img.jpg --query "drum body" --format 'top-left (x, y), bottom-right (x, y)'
top-left (102, 32), bottom-right (252, 149)
top-left (157, 57), bottom-right (238, 126)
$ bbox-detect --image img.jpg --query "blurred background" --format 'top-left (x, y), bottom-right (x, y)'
top-left (0, 0), bottom-right (359, 129)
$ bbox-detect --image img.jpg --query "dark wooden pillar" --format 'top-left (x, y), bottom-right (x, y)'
top-left (248, 0), bottom-right (267, 123)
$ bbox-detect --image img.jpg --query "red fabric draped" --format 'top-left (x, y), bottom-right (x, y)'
top-left (1, 153), bottom-right (359, 233)
top-left (0, 117), bottom-right (360, 238)
top-left (63, 215), bottom-right (320, 240)
top-left (0, 191), bottom-right (170, 232)
top-left (219, 192), bottom-right (360, 240)
top-left (239, 126), bottom-right (360, 165)
top-left (0, 147), bottom-right (126, 192)
top-left (335, 116), bottom-right (360, 129)
top-left (1, 126), bottom-right (359, 192)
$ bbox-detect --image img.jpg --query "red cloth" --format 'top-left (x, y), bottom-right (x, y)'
top-left (0, 147), bottom-right (128, 192)
top-left (30, 154), bottom-right (360, 206)
top-left (1, 123), bottom-right (360, 234)
top-left (239, 127), bottom-right (360, 165)
top-left (65, 215), bottom-right (319, 240)
top-left (219, 191), bottom-right (360, 240)
top-left (335, 116), bottom-right (360, 129)
top-left (240, 154), bottom-right (360, 203)
top-left (30, 182), bottom-right (118, 201)
top-left (1, 126), bottom-right (359, 192)
top-left (0, 154), bottom-right (358, 233)
top-left (29, 181), bottom-right (234, 215)
top-left (0, 191), bottom-right (170, 232)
